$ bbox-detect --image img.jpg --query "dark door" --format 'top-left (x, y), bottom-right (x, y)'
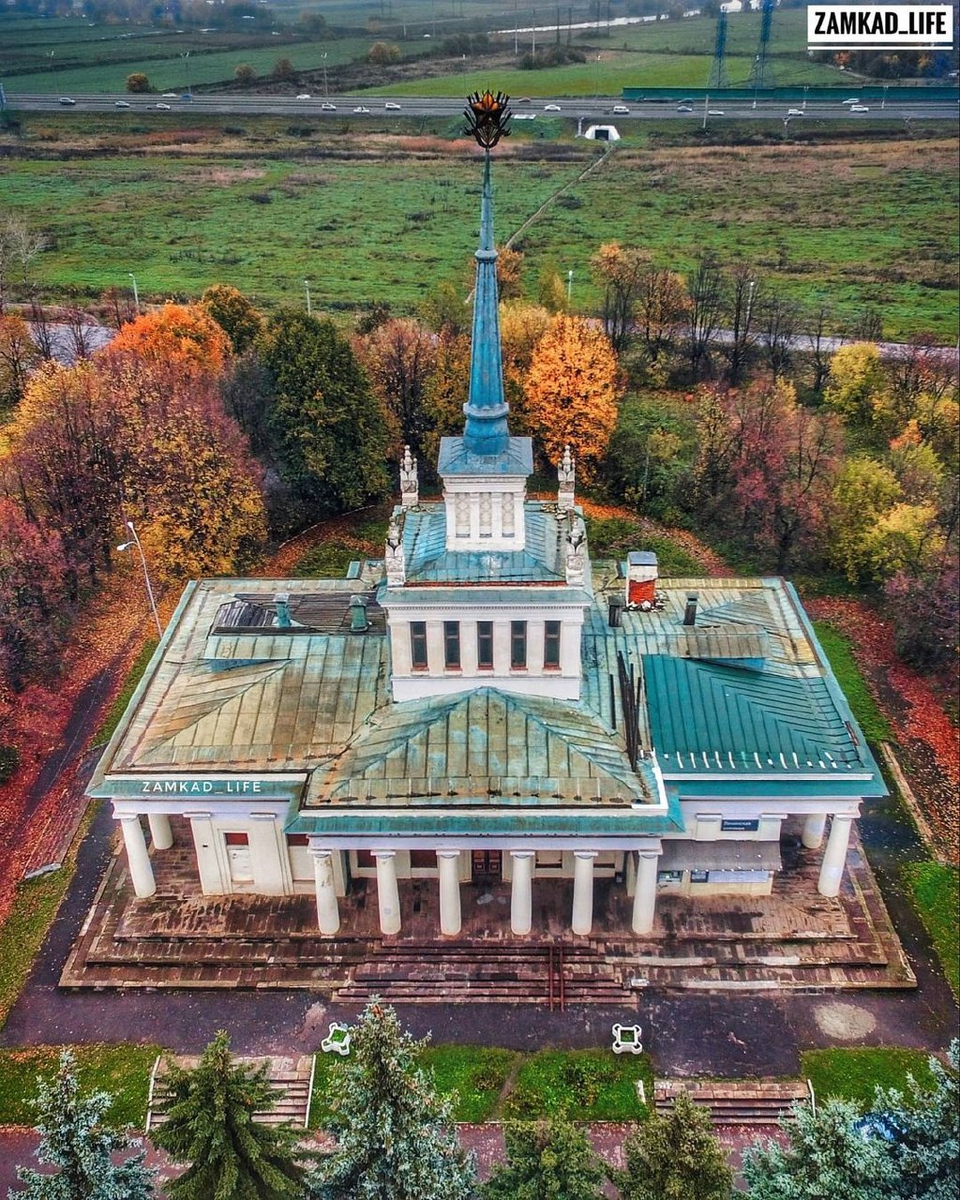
top-left (472, 850), bottom-right (502, 883)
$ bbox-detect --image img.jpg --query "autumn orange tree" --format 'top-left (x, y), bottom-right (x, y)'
top-left (420, 333), bottom-right (471, 469)
top-left (354, 317), bottom-right (436, 461)
top-left (110, 304), bottom-right (232, 374)
top-left (0, 499), bottom-right (69, 689)
top-left (523, 314), bottom-right (621, 481)
top-left (499, 302), bottom-right (552, 439)
top-left (0, 314), bottom-right (39, 409)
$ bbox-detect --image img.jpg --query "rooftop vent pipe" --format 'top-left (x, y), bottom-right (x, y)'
top-left (349, 594), bottom-right (370, 633)
top-left (683, 592), bottom-right (699, 627)
top-left (274, 592), bottom-right (292, 628)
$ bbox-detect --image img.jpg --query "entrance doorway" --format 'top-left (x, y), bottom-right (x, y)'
top-left (472, 850), bottom-right (502, 883)
top-left (225, 832), bottom-right (253, 883)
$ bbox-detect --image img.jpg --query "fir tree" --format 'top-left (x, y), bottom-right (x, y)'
top-left (310, 1001), bottom-right (476, 1200)
top-left (482, 1119), bottom-right (605, 1200)
top-left (742, 1096), bottom-right (898, 1200)
top-left (151, 1030), bottom-right (309, 1200)
top-left (11, 1048), bottom-right (155, 1200)
top-left (610, 1091), bottom-right (732, 1200)
top-left (873, 1039), bottom-right (959, 1199)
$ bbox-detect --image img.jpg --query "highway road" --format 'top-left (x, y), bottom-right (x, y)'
top-left (5, 92), bottom-right (959, 123)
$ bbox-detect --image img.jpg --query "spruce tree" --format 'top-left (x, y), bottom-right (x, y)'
top-left (741, 1096), bottom-right (899, 1200)
top-left (151, 1029), bottom-right (309, 1200)
top-left (482, 1119), bottom-right (605, 1200)
top-left (873, 1039), bottom-right (959, 1199)
top-left (11, 1048), bottom-right (155, 1200)
top-left (310, 1001), bottom-right (476, 1200)
top-left (611, 1091), bottom-right (732, 1200)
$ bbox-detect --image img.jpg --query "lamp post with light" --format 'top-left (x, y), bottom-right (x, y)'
top-left (567, 269), bottom-right (573, 305)
top-left (128, 272), bottom-right (139, 314)
top-left (117, 520), bottom-right (162, 638)
top-left (304, 279), bottom-right (312, 315)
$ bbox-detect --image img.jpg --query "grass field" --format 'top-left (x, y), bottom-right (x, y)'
top-left (0, 120), bottom-right (953, 339)
top-left (904, 861), bottom-right (960, 999)
top-left (0, 1043), bottom-right (160, 1128)
top-left (802, 1047), bottom-right (938, 1109)
top-left (811, 622), bottom-right (892, 743)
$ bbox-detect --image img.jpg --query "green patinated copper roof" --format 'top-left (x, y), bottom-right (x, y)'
top-left (305, 686), bottom-right (652, 806)
top-left (401, 501), bottom-right (565, 585)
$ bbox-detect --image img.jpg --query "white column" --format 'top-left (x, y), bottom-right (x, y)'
top-left (818, 815), bottom-right (854, 898)
top-left (802, 812), bottom-right (827, 850)
top-left (437, 851), bottom-right (462, 936)
top-left (120, 815), bottom-right (156, 898)
top-left (572, 851), bottom-right (597, 936)
top-left (312, 850), bottom-right (341, 936)
top-left (510, 851), bottom-right (535, 936)
top-left (374, 851), bottom-right (402, 935)
top-left (147, 813), bottom-right (173, 850)
top-left (632, 849), bottom-right (660, 935)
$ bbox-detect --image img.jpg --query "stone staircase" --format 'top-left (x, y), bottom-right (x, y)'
top-left (335, 941), bottom-right (636, 1006)
top-left (654, 1078), bottom-right (808, 1126)
top-left (147, 1055), bottom-right (314, 1132)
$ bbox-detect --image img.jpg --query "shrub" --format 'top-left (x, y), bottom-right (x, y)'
top-left (0, 744), bottom-right (19, 785)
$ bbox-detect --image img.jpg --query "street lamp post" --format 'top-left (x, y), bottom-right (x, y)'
top-left (566, 269), bottom-right (573, 305)
top-left (321, 52), bottom-right (328, 96)
top-left (882, 84), bottom-right (888, 109)
top-left (304, 279), bottom-right (312, 315)
top-left (128, 272), bottom-right (139, 314)
top-left (181, 51), bottom-right (191, 96)
top-left (803, 85), bottom-right (809, 111)
top-left (117, 520), bottom-right (162, 639)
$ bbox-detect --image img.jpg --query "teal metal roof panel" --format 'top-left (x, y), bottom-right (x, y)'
top-left (403, 503), bottom-right (564, 584)
top-left (643, 653), bottom-right (877, 780)
top-left (437, 435), bottom-right (534, 476)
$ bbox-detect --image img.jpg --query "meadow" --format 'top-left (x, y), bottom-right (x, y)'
top-left (0, 118), bottom-right (955, 339)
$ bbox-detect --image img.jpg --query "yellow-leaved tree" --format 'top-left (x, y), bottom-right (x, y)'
top-left (110, 304), bottom-right (232, 375)
top-left (523, 314), bottom-right (621, 480)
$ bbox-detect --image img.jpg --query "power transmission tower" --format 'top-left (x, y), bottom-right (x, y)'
top-left (709, 10), bottom-right (728, 90)
top-left (749, 0), bottom-right (775, 91)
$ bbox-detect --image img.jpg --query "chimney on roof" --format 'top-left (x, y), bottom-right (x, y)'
top-left (274, 592), bottom-right (292, 628)
top-left (683, 592), bottom-right (699, 626)
top-left (626, 551), bottom-right (658, 607)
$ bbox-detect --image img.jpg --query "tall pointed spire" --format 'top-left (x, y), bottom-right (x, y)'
top-left (462, 151), bottom-right (509, 457)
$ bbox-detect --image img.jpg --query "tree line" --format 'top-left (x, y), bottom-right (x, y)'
top-left (11, 1005), bottom-right (959, 1199)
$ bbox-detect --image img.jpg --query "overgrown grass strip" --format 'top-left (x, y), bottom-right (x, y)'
top-left (903, 860), bottom-right (959, 999)
top-left (811, 621), bottom-right (891, 743)
top-left (802, 1047), bottom-right (936, 1109)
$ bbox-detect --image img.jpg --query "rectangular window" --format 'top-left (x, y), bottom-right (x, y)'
top-left (444, 621), bottom-right (461, 669)
top-left (224, 832), bottom-right (249, 846)
top-left (409, 850), bottom-right (436, 869)
top-left (410, 621), bottom-right (428, 670)
top-left (510, 620), bottom-right (527, 669)
top-left (544, 620), bottom-right (562, 669)
top-left (286, 834), bottom-right (310, 847)
top-left (690, 870), bottom-right (709, 883)
top-left (477, 621), bottom-right (494, 669)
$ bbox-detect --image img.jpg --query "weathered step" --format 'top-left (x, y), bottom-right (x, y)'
top-left (654, 1079), bottom-right (808, 1126)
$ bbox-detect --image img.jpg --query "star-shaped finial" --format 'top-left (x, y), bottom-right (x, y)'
top-left (463, 90), bottom-right (512, 149)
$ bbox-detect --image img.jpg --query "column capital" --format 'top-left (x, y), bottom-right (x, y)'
top-left (436, 849), bottom-right (461, 860)
top-left (510, 850), bottom-right (535, 861)
top-left (372, 849), bottom-right (397, 860)
top-left (638, 847), bottom-right (662, 860)
top-left (309, 846), bottom-right (334, 860)
top-left (574, 850), bottom-right (598, 861)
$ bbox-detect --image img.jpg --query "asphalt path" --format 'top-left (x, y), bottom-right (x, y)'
top-left (6, 92), bottom-right (959, 123)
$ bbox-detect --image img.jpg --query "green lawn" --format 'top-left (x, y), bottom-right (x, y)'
top-left (0, 1043), bottom-right (161, 1128)
top-left (904, 861), bottom-right (960, 999)
top-left (802, 1047), bottom-right (937, 1109)
top-left (504, 1048), bottom-right (652, 1121)
top-left (0, 129), bottom-right (954, 340)
top-left (811, 621), bottom-right (892, 743)
top-left (309, 1044), bottom-right (651, 1126)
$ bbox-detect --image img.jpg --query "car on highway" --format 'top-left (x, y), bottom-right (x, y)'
top-left (114, 100), bottom-right (131, 108)
top-left (155, 102), bottom-right (172, 110)
top-left (353, 106), bottom-right (370, 113)
top-left (613, 104), bottom-right (630, 114)
top-left (385, 102), bottom-right (401, 110)
top-left (544, 103), bottom-right (561, 111)
top-left (162, 93), bottom-right (178, 98)
top-left (513, 113), bottom-right (536, 120)
top-left (58, 96), bottom-right (77, 105)
top-left (707, 109), bottom-right (725, 116)
top-left (850, 104), bottom-right (870, 112)
top-left (676, 104), bottom-right (693, 113)
top-left (296, 93), bottom-right (311, 100)
top-left (786, 108), bottom-right (804, 115)
top-left (321, 102), bottom-right (337, 110)
top-left (841, 97), bottom-right (860, 104)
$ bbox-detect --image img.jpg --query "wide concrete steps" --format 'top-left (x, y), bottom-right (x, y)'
top-left (148, 1055), bottom-right (314, 1130)
top-left (335, 942), bottom-right (635, 1006)
top-left (655, 1079), bottom-right (808, 1126)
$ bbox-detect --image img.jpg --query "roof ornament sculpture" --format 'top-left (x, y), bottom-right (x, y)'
top-left (463, 90), bottom-right (512, 149)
